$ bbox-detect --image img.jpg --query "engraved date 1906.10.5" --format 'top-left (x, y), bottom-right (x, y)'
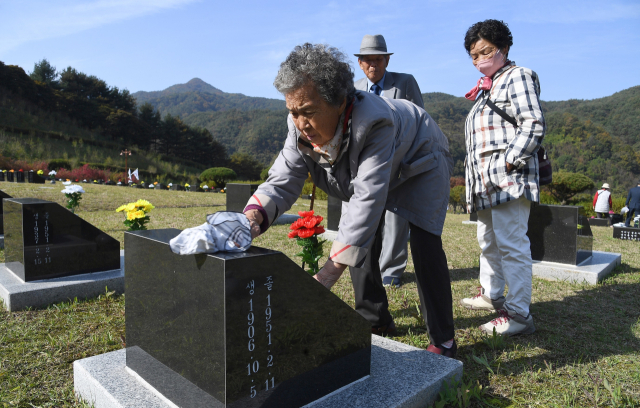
top-left (246, 276), bottom-right (275, 399)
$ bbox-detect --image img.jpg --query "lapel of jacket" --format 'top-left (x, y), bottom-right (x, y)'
top-left (382, 71), bottom-right (398, 99)
top-left (354, 77), bottom-right (368, 92)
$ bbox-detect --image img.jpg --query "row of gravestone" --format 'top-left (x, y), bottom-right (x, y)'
top-left (0, 171), bottom-right (49, 183)
top-left (0, 188), bottom-right (373, 407)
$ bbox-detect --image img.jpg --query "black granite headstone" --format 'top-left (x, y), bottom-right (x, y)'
top-left (99, 179), bottom-right (105, 184)
top-left (0, 190), bottom-right (13, 235)
top-left (527, 204), bottom-right (593, 265)
top-left (0, 172), bottom-right (5, 182)
top-left (189, 185), bottom-right (203, 192)
top-left (105, 180), bottom-right (115, 186)
top-left (171, 184), bottom-right (185, 191)
top-left (6, 172), bottom-right (14, 182)
top-left (27, 171), bottom-right (46, 184)
top-left (125, 229), bottom-right (371, 408)
top-left (14, 171), bottom-right (25, 183)
top-left (327, 195), bottom-right (342, 231)
top-left (613, 226), bottom-right (640, 241)
top-left (154, 183), bottom-right (166, 190)
top-left (587, 217), bottom-right (610, 227)
top-left (226, 184), bottom-right (260, 213)
top-left (3, 198), bottom-right (120, 282)
top-left (469, 212), bottom-right (478, 222)
top-left (610, 214), bottom-right (624, 225)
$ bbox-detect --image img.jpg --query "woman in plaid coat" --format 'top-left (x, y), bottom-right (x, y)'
top-left (460, 20), bottom-right (545, 336)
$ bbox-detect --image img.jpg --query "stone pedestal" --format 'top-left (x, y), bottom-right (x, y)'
top-left (75, 335), bottom-right (462, 408)
top-left (226, 184), bottom-right (260, 213)
top-left (0, 190), bottom-right (12, 235)
top-left (588, 217), bottom-right (610, 227)
top-left (121, 229), bottom-right (371, 407)
top-left (527, 204), bottom-right (593, 265)
top-left (613, 226), bottom-right (640, 241)
top-left (2, 198), bottom-right (121, 282)
top-left (27, 171), bottom-right (46, 184)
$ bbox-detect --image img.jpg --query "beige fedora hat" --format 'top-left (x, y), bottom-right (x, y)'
top-left (354, 34), bottom-right (393, 57)
top-left (602, 183), bottom-right (610, 189)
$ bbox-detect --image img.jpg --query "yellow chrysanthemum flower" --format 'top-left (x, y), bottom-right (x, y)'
top-left (125, 203), bottom-right (137, 212)
top-left (115, 205), bottom-right (127, 213)
top-left (126, 210), bottom-right (146, 221)
top-left (134, 199), bottom-right (155, 213)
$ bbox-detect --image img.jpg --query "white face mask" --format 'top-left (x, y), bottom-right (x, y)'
top-left (475, 49), bottom-right (507, 77)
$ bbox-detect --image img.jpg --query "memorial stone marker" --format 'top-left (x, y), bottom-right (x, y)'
top-left (125, 229), bottom-right (371, 408)
top-left (527, 204), bottom-right (593, 265)
top-left (0, 190), bottom-right (12, 235)
top-left (587, 217), bottom-right (610, 227)
top-left (171, 184), bottom-right (185, 191)
top-left (154, 183), bottom-right (166, 190)
top-left (327, 195), bottom-right (342, 231)
top-left (469, 212), bottom-right (478, 222)
top-left (6, 172), bottom-right (14, 182)
top-left (27, 171), bottom-right (46, 184)
top-left (3, 198), bottom-right (120, 282)
top-left (226, 184), bottom-right (260, 213)
top-left (14, 171), bottom-right (25, 183)
top-left (613, 226), bottom-right (640, 241)
top-left (0, 172), bottom-right (5, 182)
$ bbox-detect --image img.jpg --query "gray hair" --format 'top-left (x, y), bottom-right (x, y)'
top-left (274, 43), bottom-right (355, 107)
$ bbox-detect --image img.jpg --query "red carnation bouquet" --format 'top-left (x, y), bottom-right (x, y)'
top-left (288, 210), bottom-right (326, 276)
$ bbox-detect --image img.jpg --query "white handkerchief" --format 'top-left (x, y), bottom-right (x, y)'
top-left (169, 212), bottom-right (252, 255)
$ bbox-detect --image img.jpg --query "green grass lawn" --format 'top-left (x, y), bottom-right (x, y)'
top-left (0, 183), bottom-right (639, 407)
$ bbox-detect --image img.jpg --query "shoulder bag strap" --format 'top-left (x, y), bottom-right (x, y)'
top-left (485, 98), bottom-right (517, 127)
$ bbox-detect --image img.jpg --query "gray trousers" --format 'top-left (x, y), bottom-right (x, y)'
top-left (379, 210), bottom-right (409, 281)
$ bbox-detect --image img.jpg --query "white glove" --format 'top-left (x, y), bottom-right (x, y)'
top-left (169, 212), bottom-right (252, 255)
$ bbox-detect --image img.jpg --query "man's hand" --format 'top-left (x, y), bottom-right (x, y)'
top-left (314, 259), bottom-right (347, 289)
top-left (244, 209), bottom-right (263, 239)
top-left (506, 162), bottom-right (515, 173)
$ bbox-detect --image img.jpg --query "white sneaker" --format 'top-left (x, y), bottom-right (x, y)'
top-left (479, 309), bottom-right (535, 336)
top-left (460, 287), bottom-right (505, 311)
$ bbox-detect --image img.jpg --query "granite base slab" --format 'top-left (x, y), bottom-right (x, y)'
top-left (532, 250), bottom-right (621, 284)
top-left (0, 251), bottom-right (124, 311)
top-left (461, 221), bottom-right (477, 225)
top-left (74, 335), bottom-right (462, 408)
top-left (319, 229), bottom-right (338, 242)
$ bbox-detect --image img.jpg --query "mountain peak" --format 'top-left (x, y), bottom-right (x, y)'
top-left (163, 78), bottom-right (224, 95)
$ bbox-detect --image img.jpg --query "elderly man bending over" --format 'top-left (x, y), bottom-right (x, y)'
top-left (243, 44), bottom-right (456, 357)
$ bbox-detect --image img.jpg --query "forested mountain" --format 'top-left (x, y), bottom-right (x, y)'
top-left (132, 78), bottom-right (285, 118)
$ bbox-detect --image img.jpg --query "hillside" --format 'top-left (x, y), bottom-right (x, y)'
top-left (132, 78), bottom-right (285, 118)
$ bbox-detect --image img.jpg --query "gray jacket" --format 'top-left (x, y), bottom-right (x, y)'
top-left (354, 71), bottom-right (424, 109)
top-left (246, 91), bottom-right (452, 267)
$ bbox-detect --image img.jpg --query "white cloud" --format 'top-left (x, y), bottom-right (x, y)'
top-left (0, 0), bottom-right (199, 55)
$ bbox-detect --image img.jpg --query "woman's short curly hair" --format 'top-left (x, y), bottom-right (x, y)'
top-left (274, 43), bottom-right (355, 107)
top-left (464, 19), bottom-right (513, 55)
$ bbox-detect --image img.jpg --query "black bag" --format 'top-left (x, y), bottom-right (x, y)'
top-left (486, 99), bottom-right (552, 185)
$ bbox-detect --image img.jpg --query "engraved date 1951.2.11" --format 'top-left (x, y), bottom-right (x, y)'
top-left (246, 276), bottom-right (275, 399)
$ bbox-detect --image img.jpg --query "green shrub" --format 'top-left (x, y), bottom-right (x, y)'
top-left (48, 158), bottom-right (71, 170)
top-left (540, 191), bottom-right (560, 205)
top-left (544, 172), bottom-right (595, 205)
top-left (200, 167), bottom-right (237, 188)
top-left (260, 167), bottom-right (270, 181)
top-left (449, 185), bottom-right (465, 213)
top-left (301, 181), bottom-right (328, 200)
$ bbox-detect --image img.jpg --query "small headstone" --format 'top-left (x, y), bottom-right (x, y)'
top-left (3, 198), bottom-right (120, 282)
top-left (469, 212), bottom-right (478, 222)
top-left (613, 226), bottom-right (640, 241)
top-left (0, 172), bottom-right (4, 182)
top-left (124, 229), bottom-right (371, 408)
top-left (105, 180), bottom-right (115, 186)
top-left (14, 171), bottom-right (25, 183)
top-left (327, 195), bottom-right (342, 231)
top-left (99, 179), bottom-right (105, 185)
top-left (226, 183), bottom-right (260, 212)
top-left (527, 204), bottom-right (593, 265)
top-left (154, 183), bottom-right (166, 190)
top-left (27, 171), bottom-right (46, 184)
top-left (189, 185), bottom-right (202, 192)
top-left (0, 190), bottom-right (12, 235)
top-left (587, 217), bottom-right (609, 227)
top-left (171, 184), bottom-right (185, 191)
top-left (6, 172), bottom-right (14, 182)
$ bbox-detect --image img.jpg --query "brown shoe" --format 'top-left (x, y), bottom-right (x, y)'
top-left (372, 321), bottom-right (397, 337)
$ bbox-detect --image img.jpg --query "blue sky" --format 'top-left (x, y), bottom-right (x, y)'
top-left (1, 0), bottom-right (638, 102)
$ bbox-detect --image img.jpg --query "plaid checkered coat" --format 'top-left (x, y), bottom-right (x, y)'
top-left (464, 62), bottom-right (546, 212)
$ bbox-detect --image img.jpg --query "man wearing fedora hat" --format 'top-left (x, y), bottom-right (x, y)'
top-left (593, 183), bottom-right (612, 218)
top-left (354, 34), bottom-right (424, 289)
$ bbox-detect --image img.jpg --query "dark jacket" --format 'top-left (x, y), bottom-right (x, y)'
top-left (625, 186), bottom-right (640, 209)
